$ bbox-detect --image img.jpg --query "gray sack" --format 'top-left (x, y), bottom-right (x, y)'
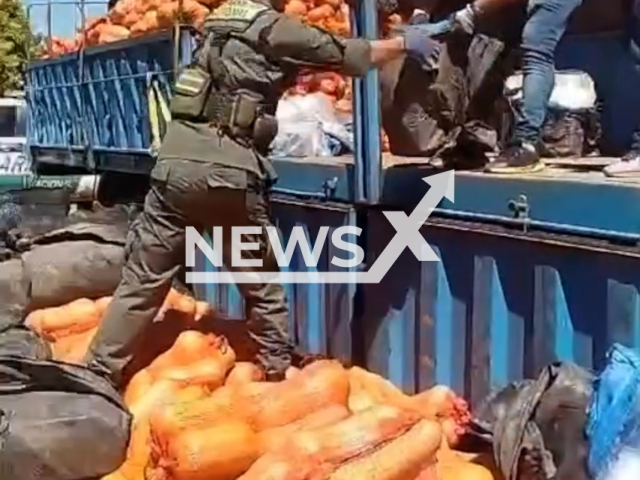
top-left (22, 223), bottom-right (127, 312)
top-left (0, 351), bottom-right (131, 480)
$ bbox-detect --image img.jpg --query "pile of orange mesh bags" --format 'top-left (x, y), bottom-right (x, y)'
top-left (43, 0), bottom-right (350, 57)
top-left (25, 289), bottom-right (497, 480)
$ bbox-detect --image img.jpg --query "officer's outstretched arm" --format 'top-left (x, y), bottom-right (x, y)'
top-left (259, 15), bottom-right (426, 77)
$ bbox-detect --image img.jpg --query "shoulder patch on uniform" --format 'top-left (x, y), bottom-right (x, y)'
top-left (207, 0), bottom-right (269, 22)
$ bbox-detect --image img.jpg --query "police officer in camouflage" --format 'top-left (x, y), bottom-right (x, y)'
top-left (84, 0), bottom-right (439, 385)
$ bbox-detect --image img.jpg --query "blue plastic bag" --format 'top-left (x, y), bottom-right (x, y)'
top-left (587, 343), bottom-right (640, 480)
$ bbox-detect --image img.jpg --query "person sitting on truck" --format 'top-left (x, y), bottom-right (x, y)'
top-left (442, 0), bottom-right (583, 174)
top-left (83, 0), bottom-right (440, 386)
top-left (603, 0), bottom-right (640, 177)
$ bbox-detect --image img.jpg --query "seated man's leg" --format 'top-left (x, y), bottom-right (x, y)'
top-left (487, 0), bottom-right (583, 174)
top-left (604, 31), bottom-right (640, 177)
top-left (603, 129), bottom-right (640, 177)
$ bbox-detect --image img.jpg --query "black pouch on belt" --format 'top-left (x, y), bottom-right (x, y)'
top-left (253, 114), bottom-right (279, 186)
top-left (229, 94), bottom-right (260, 132)
top-left (253, 114), bottom-right (278, 153)
top-left (169, 65), bottom-right (213, 121)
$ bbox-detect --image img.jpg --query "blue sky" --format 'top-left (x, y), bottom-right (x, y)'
top-left (23, 0), bottom-right (108, 38)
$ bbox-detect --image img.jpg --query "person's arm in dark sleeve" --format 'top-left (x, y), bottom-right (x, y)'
top-left (452, 0), bottom-right (525, 33)
top-left (258, 14), bottom-right (411, 76)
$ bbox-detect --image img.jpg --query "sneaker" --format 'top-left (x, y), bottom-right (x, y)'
top-left (485, 143), bottom-right (544, 174)
top-left (603, 150), bottom-right (640, 178)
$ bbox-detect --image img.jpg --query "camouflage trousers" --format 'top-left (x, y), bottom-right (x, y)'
top-left (84, 159), bottom-right (292, 385)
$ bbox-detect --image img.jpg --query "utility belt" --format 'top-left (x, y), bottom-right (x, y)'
top-left (169, 65), bottom-right (278, 184)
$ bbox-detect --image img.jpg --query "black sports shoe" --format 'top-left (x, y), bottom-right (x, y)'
top-left (485, 143), bottom-right (544, 174)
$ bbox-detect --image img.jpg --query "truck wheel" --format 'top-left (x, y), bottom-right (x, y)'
top-left (97, 172), bottom-right (150, 207)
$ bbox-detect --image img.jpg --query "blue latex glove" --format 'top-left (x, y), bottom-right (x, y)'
top-left (398, 19), bottom-right (452, 60)
top-left (396, 16), bottom-right (455, 41)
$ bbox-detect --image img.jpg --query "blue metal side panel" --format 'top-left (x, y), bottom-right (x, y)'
top-left (193, 198), bottom-right (357, 362)
top-left (380, 168), bottom-right (640, 241)
top-left (27, 32), bottom-right (176, 160)
top-left (362, 211), bottom-right (640, 405)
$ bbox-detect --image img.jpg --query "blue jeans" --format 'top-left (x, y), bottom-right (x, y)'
top-left (513, 0), bottom-right (583, 144)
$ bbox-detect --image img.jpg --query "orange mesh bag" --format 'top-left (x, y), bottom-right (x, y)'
top-left (150, 420), bottom-right (259, 480)
top-left (163, 289), bottom-right (198, 317)
top-left (194, 301), bottom-right (212, 321)
top-left (245, 360), bottom-right (350, 431)
top-left (290, 405), bottom-right (420, 464)
top-left (409, 386), bottom-right (471, 446)
top-left (435, 447), bottom-right (499, 480)
top-left (54, 326), bottom-right (98, 363)
top-left (26, 298), bottom-right (101, 341)
top-left (117, 420), bottom-right (153, 480)
top-left (95, 296), bottom-right (113, 316)
top-left (240, 405), bottom-right (421, 480)
top-left (258, 404), bottom-right (351, 454)
top-left (111, 385), bottom-right (209, 480)
top-left (435, 456), bottom-right (496, 480)
top-left (98, 24), bottom-right (131, 43)
top-left (236, 452), bottom-right (316, 480)
top-left (328, 419), bottom-right (442, 480)
top-left (123, 368), bottom-right (154, 407)
top-left (347, 367), bottom-right (415, 411)
top-left (101, 471), bottom-right (128, 480)
top-left (128, 379), bottom-right (203, 419)
top-left (149, 383), bottom-right (271, 443)
top-left (149, 331), bottom-right (236, 376)
top-left (285, 366), bottom-right (301, 379)
top-left (347, 380), bottom-right (378, 413)
top-left (414, 464), bottom-right (437, 480)
top-left (226, 362), bottom-right (265, 386)
top-left (161, 357), bottom-right (230, 391)
top-left (130, 11), bottom-right (160, 35)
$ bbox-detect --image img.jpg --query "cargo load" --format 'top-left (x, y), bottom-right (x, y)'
top-left (19, 288), bottom-right (496, 480)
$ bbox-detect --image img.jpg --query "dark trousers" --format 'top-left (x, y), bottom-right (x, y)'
top-left (512, 0), bottom-right (583, 144)
top-left (85, 159), bottom-right (292, 385)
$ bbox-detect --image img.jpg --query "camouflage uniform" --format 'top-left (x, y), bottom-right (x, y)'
top-left (85, 0), bottom-right (373, 385)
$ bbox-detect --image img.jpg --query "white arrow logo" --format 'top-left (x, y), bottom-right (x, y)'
top-left (186, 171), bottom-right (454, 284)
top-left (361, 170), bottom-right (454, 283)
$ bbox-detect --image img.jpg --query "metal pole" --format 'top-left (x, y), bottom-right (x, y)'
top-left (46, 0), bottom-right (52, 54)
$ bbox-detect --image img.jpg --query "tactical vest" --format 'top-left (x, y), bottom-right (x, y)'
top-left (169, 0), bottom-right (271, 136)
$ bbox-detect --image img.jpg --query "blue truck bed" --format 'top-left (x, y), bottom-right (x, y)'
top-left (26, 28), bottom-right (367, 202)
top-left (27, 29), bottom-right (192, 174)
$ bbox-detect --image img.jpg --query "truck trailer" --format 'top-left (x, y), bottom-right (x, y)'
top-left (23, 0), bottom-right (640, 406)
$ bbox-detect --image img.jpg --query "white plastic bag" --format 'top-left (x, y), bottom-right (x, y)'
top-left (504, 70), bottom-right (597, 111)
top-left (271, 93), bottom-right (352, 158)
top-left (605, 447), bottom-right (640, 480)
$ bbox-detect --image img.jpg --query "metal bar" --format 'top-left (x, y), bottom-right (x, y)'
top-left (358, 0), bottom-right (382, 204)
top-left (77, 0), bottom-right (94, 170)
top-left (433, 208), bottom-right (640, 244)
top-left (47, 0), bottom-right (52, 54)
top-left (271, 187), bottom-right (330, 201)
top-left (28, 69), bottom-right (173, 88)
top-left (350, 3), bottom-right (365, 203)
